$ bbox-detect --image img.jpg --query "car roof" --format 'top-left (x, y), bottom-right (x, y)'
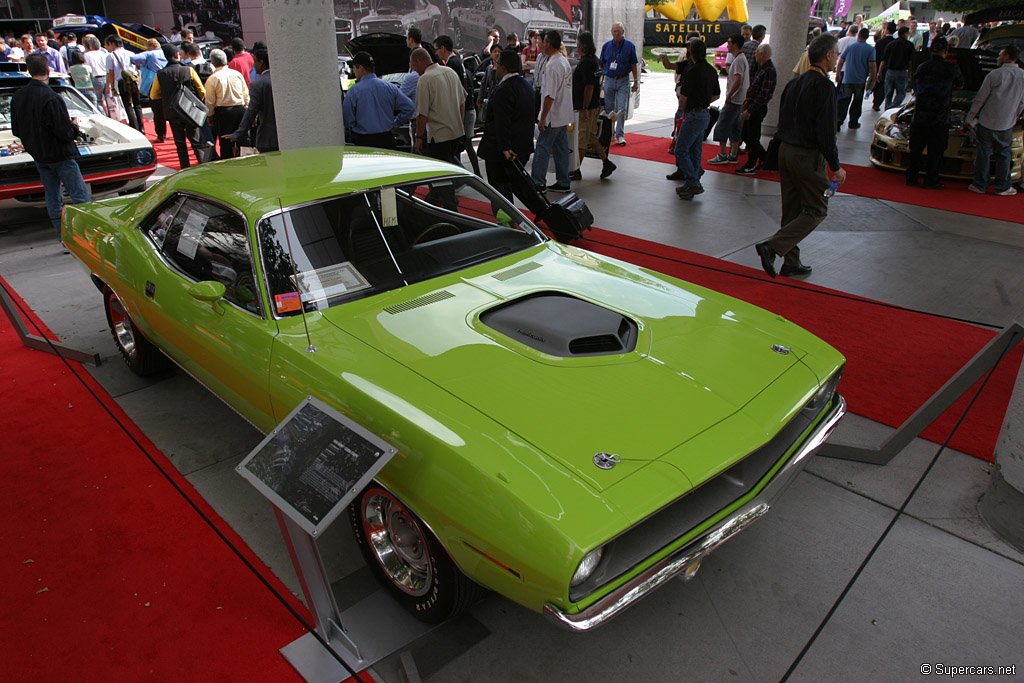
top-left (149, 146), bottom-right (473, 219)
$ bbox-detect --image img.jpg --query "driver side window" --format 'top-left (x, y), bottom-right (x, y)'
top-left (143, 195), bottom-right (262, 316)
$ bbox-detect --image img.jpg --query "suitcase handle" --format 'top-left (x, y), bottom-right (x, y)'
top-left (509, 157), bottom-right (554, 210)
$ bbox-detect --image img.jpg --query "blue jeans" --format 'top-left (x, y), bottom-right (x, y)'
top-left (604, 75), bottom-right (630, 138)
top-left (884, 70), bottom-right (908, 110)
top-left (35, 158), bottom-right (91, 238)
top-left (531, 124), bottom-right (569, 188)
top-left (972, 124), bottom-right (1014, 192)
top-left (674, 109), bottom-right (710, 188)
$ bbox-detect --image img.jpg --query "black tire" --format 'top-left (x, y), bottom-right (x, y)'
top-left (350, 484), bottom-right (484, 623)
top-left (453, 20), bottom-right (463, 49)
top-left (103, 287), bottom-right (169, 376)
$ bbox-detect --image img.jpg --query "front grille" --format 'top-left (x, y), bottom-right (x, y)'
top-left (0, 151), bottom-right (138, 185)
top-left (0, 160), bottom-right (43, 184)
top-left (568, 397), bottom-right (828, 602)
top-left (78, 151), bottom-right (136, 175)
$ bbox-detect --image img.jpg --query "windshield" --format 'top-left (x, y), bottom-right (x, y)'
top-left (58, 87), bottom-right (97, 118)
top-left (259, 174), bottom-right (545, 316)
top-left (0, 87), bottom-right (95, 132)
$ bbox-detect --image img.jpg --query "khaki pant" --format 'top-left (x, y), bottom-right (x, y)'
top-left (767, 142), bottom-right (829, 268)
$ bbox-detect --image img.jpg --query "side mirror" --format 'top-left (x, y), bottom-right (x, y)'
top-left (188, 280), bottom-right (227, 302)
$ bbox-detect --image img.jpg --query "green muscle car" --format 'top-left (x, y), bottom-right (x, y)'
top-left (63, 147), bottom-right (846, 630)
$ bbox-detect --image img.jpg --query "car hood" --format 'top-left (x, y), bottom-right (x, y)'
top-left (512, 10), bottom-right (570, 27)
top-left (911, 47), bottom-right (1004, 91)
top-left (320, 245), bottom-right (813, 491)
top-left (345, 32), bottom-right (410, 77)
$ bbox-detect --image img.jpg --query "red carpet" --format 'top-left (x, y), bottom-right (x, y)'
top-left (0, 278), bottom-right (375, 681)
top-left (143, 118), bottom-right (189, 171)
top-left (612, 132), bottom-right (1023, 225)
top-left (578, 228), bottom-right (1023, 462)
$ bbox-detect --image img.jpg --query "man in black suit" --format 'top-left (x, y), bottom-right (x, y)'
top-left (477, 49), bottom-right (545, 216)
top-left (228, 50), bottom-right (277, 153)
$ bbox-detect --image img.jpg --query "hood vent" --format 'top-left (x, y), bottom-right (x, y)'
top-left (384, 290), bottom-right (454, 315)
top-left (480, 293), bottom-right (638, 358)
top-left (492, 261), bottom-right (542, 281)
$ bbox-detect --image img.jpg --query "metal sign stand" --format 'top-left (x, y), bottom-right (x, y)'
top-left (275, 509), bottom-right (436, 682)
top-left (0, 280), bottom-right (101, 365)
top-left (237, 397), bottom-right (434, 682)
top-left (819, 321), bottom-right (1024, 465)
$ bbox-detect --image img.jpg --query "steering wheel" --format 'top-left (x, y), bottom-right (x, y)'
top-left (413, 222), bottom-right (462, 246)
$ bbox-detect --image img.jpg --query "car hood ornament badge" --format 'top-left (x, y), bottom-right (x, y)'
top-left (593, 452), bottom-right (621, 470)
top-left (771, 344), bottom-right (791, 355)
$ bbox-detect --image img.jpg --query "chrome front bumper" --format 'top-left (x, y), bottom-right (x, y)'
top-left (543, 394), bottom-right (847, 632)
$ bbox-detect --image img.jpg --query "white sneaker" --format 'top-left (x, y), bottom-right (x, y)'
top-left (995, 187), bottom-right (1018, 196)
top-left (616, 135), bottom-right (626, 146)
top-left (968, 184), bottom-right (987, 194)
top-left (707, 153), bottom-right (730, 165)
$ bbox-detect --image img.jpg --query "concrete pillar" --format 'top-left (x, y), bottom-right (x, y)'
top-left (589, 0), bottom-right (647, 57)
top-left (261, 0), bottom-right (345, 151)
top-left (980, 356), bottom-right (1024, 552)
top-left (763, 0), bottom-right (814, 136)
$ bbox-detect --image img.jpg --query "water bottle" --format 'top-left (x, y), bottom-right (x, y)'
top-left (823, 181), bottom-right (840, 198)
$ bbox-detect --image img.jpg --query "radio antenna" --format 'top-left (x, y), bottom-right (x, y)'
top-left (279, 198), bottom-right (317, 353)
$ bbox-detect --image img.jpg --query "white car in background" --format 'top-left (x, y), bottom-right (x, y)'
top-left (0, 73), bottom-right (156, 209)
top-left (449, 0), bottom-right (577, 51)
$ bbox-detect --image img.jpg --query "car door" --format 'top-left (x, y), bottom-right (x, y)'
top-left (136, 193), bottom-right (278, 430)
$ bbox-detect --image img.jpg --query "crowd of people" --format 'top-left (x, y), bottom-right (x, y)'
top-left (657, 18), bottom-right (1022, 279)
top-left (6, 17), bottom-right (1022, 279)
top-left (342, 22), bottom-right (634, 208)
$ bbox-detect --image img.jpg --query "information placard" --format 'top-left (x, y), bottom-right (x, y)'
top-left (237, 397), bottom-right (398, 536)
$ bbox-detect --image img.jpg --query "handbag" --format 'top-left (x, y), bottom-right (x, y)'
top-left (172, 86), bottom-right (209, 129)
top-left (107, 93), bottom-right (128, 125)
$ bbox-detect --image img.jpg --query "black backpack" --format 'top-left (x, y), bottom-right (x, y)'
top-left (193, 60), bottom-right (215, 84)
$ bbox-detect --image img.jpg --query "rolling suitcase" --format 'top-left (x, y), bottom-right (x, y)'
top-left (512, 159), bottom-right (593, 243)
top-left (585, 112), bottom-right (614, 159)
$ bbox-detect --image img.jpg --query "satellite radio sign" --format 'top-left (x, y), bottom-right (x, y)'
top-left (644, 0), bottom-right (749, 47)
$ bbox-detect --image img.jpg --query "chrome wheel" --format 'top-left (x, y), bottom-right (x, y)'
top-left (108, 294), bottom-right (138, 359)
top-left (102, 287), bottom-right (169, 376)
top-left (362, 491), bottom-right (432, 596)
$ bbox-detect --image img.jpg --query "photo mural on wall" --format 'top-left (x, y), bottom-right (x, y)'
top-left (170, 0), bottom-right (243, 43)
top-left (333, 0), bottom-right (587, 52)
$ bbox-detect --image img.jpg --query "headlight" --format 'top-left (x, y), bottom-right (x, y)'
top-left (570, 547), bottom-right (604, 587)
top-left (886, 123), bottom-right (910, 140)
top-left (136, 148), bottom-right (156, 166)
top-left (803, 365), bottom-right (844, 416)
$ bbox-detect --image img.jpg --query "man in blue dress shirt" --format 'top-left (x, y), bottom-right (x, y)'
top-left (343, 51), bottom-right (416, 150)
top-left (599, 22), bottom-right (638, 146)
top-left (33, 34), bottom-right (66, 73)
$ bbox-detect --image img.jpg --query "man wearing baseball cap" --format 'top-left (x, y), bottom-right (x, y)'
top-left (342, 51), bottom-right (416, 149)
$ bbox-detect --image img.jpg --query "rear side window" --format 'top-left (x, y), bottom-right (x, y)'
top-left (143, 195), bottom-right (262, 316)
